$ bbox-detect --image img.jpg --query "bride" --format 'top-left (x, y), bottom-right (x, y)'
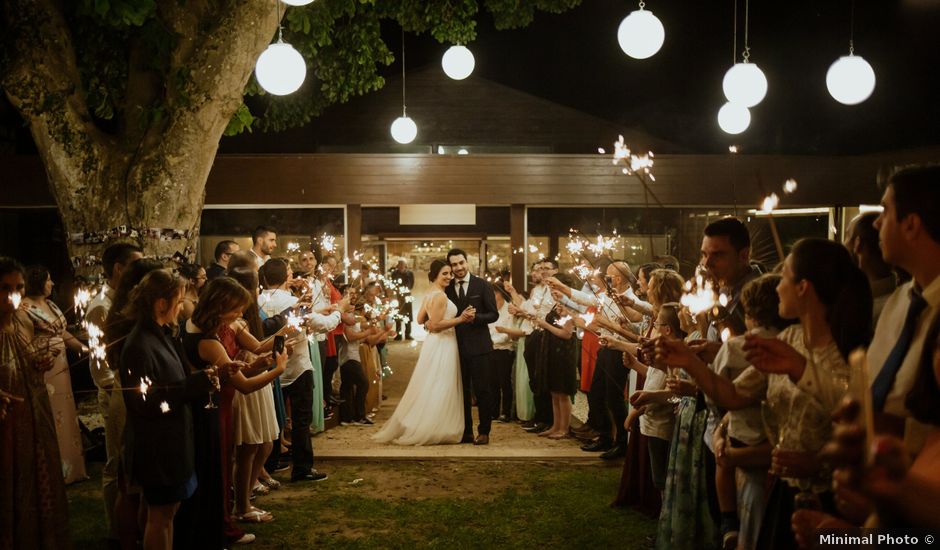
top-left (372, 259), bottom-right (471, 445)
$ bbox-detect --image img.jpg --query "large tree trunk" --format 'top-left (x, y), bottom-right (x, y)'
top-left (2, 0), bottom-right (282, 277)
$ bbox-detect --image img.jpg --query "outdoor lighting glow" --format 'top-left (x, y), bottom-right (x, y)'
top-left (722, 62), bottom-right (768, 107)
top-left (617, 6), bottom-right (665, 60)
top-left (717, 102), bottom-right (751, 134)
top-left (826, 55), bottom-right (876, 105)
top-left (390, 116), bottom-right (417, 144)
top-left (441, 45), bottom-right (475, 80)
top-left (255, 41), bottom-right (306, 96)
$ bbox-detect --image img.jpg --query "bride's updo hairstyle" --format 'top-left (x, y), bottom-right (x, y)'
top-left (428, 259), bottom-right (449, 283)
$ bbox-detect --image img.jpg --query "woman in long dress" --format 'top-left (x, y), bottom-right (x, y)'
top-left (372, 259), bottom-right (471, 446)
top-left (21, 265), bottom-right (88, 484)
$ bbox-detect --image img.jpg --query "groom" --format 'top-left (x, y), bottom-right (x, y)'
top-left (445, 248), bottom-right (499, 445)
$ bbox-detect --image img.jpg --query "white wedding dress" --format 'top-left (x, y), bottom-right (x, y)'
top-left (372, 291), bottom-right (465, 445)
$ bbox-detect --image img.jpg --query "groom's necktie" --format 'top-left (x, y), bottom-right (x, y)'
top-left (871, 290), bottom-right (928, 412)
top-left (458, 280), bottom-right (466, 303)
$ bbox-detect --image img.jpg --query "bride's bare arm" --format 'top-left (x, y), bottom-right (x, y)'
top-left (425, 293), bottom-right (466, 332)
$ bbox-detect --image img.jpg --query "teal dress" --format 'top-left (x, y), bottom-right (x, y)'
top-left (513, 334), bottom-right (535, 421)
top-left (309, 338), bottom-right (325, 433)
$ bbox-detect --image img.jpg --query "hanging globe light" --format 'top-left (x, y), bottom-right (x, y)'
top-left (390, 115), bottom-right (417, 144)
top-left (722, 62), bottom-right (767, 107)
top-left (617, 2), bottom-right (665, 60)
top-left (442, 45), bottom-right (475, 80)
top-left (255, 40), bottom-right (306, 96)
top-left (281, 0), bottom-right (315, 5)
top-left (718, 102), bottom-right (751, 135)
top-left (826, 54), bottom-right (875, 105)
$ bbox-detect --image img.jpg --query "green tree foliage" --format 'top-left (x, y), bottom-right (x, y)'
top-left (3, 0), bottom-right (581, 139)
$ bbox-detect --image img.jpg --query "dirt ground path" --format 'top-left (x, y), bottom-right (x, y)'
top-left (315, 341), bottom-right (592, 459)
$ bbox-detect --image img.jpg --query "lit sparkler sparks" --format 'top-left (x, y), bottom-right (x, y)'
top-left (610, 135), bottom-right (656, 180)
top-left (286, 311), bottom-right (305, 331)
top-left (86, 322), bottom-right (107, 367)
top-left (680, 274), bottom-right (719, 316)
top-left (139, 376), bottom-right (152, 401)
top-left (75, 288), bottom-right (92, 317)
top-left (9, 291), bottom-right (21, 309)
top-left (320, 234), bottom-right (336, 253)
top-left (554, 315), bottom-right (573, 327)
top-left (159, 401), bottom-right (171, 414)
top-left (761, 193), bottom-right (780, 214)
top-left (286, 242), bottom-right (301, 254)
top-left (783, 178), bottom-right (798, 194)
top-left (579, 312), bottom-right (595, 326)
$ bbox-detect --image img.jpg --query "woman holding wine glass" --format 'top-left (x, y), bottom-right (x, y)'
top-left (119, 269), bottom-right (235, 550)
top-left (657, 238), bottom-right (872, 549)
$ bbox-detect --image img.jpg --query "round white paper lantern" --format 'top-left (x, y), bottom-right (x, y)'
top-left (722, 62), bottom-right (768, 107)
top-left (826, 55), bottom-right (876, 105)
top-left (255, 41), bottom-right (306, 96)
top-left (281, 0), bottom-right (315, 5)
top-left (390, 116), bottom-right (418, 144)
top-left (617, 9), bottom-right (665, 60)
top-left (718, 102), bottom-right (751, 135)
top-left (442, 45), bottom-right (475, 80)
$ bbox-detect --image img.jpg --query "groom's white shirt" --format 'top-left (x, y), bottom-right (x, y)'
top-left (454, 272), bottom-right (471, 294)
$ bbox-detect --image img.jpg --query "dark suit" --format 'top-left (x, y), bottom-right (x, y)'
top-left (446, 274), bottom-right (499, 437)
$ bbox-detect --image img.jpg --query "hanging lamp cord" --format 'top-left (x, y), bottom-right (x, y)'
top-left (849, 0), bottom-right (855, 54)
top-left (741, 0), bottom-right (750, 62)
top-left (276, 0), bottom-right (282, 42)
top-left (401, 27), bottom-right (407, 117)
top-left (732, 0), bottom-right (738, 65)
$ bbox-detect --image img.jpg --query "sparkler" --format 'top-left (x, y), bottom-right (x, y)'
top-left (319, 234), bottom-right (336, 253)
top-left (783, 178), bottom-right (798, 194)
top-left (10, 291), bottom-right (21, 309)
top-left (286, 241), bottom-right (301, 254)
top-left (74, 288), bottom-right (93, 318)
top-left (760, 192), bottom-right (786, 263)
top-left (139, 376), bottom-right (152, 401)
top-left (159, 401), bottom-right (171, 414)
top-left (680, 273), bottom-right (719, 316)
top-left (86, 322), bottom-right (107, 370)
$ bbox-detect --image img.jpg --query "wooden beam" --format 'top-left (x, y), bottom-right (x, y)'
top-left (510, 204), bottom-right (526, 292)
top-left (5, 147), bottom-right (940, 208)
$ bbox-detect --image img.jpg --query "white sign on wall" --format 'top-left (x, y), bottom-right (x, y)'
top-left (399, 204), bottom-right (476, 225)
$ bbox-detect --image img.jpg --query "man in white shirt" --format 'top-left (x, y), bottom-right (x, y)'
top-left (489, 285), bottom-right (516, 422)
top-left (868, 165), bottom-right (940, 452)
top-left (513, 260), bottom-right (557, 432)
top-left (250, 225), bottom-right (277, 268)
top-left (259, 259), bottom-right (342, 482)
top-left (85, 242), bottom-right (141, 540)
top-left (551, 261), bottom-right (634, 459)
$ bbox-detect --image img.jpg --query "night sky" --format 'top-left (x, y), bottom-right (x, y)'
top-left (373, 0), bottom-right (940, 154)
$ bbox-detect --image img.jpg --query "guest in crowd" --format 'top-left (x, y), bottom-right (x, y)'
top-left (20, 264), bottom-right (89, 484)
top-left (496, 278), bottom-right (536, 422)
top-left (104, 257), bottom-right (165, 549)
top-left (489, 283), bottom-right (516, 422)
top-left (551, 260), bottom-right (636, 459)
top-left (185, 276), bottom-right (286, 535)
top-left (517, 260), bottom-right (559, 433)
top-left (792, 164), bottom-right (940, 542)
top-left (700, 217), bottom-right (762, 341)
top-left (338, 306), bottom-right (385, 425)
top-left (119, 269), bottom-right (222, 550)
top-left (85, 242), bottom-right (142, 539)
top-left (0, 256), bottom-right (70, 549)
top-left (258, 259), bottom-right (343, 480)
top-left (207, 240), bottom-right (239, 281)
top-left (844, 211), bottom-right (897, 323)
top-left (529, 273), bottom-right (579, 439)
top-left (658, 238), bottom-right (872, 549)
top-left (177, 262), bottom-right (207, 322)
top-left (389, 259), bottom-right (415, 340)
top-left (249, 226), bottom-right (277, 269)
top-left (319, 255), bottom-right (346, 415)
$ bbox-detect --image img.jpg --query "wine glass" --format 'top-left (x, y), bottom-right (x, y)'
top-left (204, 366), bottom-right (219, 409)
top-left (665, 367), bottom-right (682, 404)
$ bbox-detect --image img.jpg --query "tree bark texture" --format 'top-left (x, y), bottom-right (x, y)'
top-left (2, 0), bottom-right (282, 277)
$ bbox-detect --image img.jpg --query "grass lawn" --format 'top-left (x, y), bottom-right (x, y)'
top-left (69, 460), bottom-right (657, 549)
